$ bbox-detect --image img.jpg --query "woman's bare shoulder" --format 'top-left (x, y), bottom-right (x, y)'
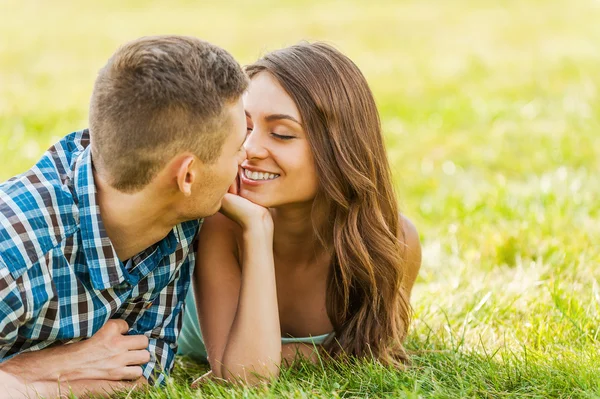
top-left (201, 212), bottom-right (242, 237)
top-left (399, 215), bottom-right (422, 298)
top-left (197, 212), bottom-right (243, 264)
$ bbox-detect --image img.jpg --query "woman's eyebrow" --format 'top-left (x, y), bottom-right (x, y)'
top-left (245, 110), bottom-right (301, 126)
top-left (264, 113), bottom-right (301, 125)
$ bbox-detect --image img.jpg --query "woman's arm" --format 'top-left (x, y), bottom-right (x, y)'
top-left (191, 342), bottom-right (321, 388)
top-left (194, 194), bottom-right (281, 384)
top-left (281, 343), bottom-right (321, 365)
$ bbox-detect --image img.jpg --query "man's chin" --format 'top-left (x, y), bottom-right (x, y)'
top-left (189, 202), bottom-right (221, 220)
top-left (209, 200), bottom-right (223, 216)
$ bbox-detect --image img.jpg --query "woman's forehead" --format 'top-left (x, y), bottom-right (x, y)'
top-left (244, 73), bottom-right (300, 120)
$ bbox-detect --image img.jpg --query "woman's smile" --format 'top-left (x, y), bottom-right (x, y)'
top-left (240, 165), bottom-right (281, 186)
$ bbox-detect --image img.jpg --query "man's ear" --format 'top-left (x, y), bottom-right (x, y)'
top-left (175, 155), bottom-right (196, 196)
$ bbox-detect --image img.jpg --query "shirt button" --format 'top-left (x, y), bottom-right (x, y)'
top-left (144, 301), bottom-right (153, 309)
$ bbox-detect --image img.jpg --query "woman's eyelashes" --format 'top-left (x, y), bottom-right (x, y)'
top-left (271, 132), bottom-right (295, 140)
top-left (246, 126), bottom-right (295, 141)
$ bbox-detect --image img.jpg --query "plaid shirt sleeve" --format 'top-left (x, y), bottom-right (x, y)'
top-left (144, 336), bottom-right (177, 386)
top-left (0, 256), bottom-right (29, 347)
top-left (134, 263), bottom-right (191, 386)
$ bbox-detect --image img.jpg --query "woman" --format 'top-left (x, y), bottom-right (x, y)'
top-left (178, 42), bottom-right (422, 384)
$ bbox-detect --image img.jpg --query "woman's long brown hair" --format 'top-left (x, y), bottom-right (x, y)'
top-left (246, 42), bottom-right (411, 365)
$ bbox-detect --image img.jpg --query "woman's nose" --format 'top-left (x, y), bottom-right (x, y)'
top-left (244, 130), bottom-right (269, 160)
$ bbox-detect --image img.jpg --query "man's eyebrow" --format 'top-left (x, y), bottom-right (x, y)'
top-left (245, 110), bottom-right (302, 126)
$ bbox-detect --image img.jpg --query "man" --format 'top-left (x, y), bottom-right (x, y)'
top-left (0, 35), bottom-right (248, 397)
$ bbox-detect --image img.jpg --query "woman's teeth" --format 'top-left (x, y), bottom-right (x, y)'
top-left (244, 169), bottom-right (280, 181)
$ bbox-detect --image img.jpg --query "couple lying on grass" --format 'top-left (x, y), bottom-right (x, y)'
top-left (0, 35), bottom-right (421, 398)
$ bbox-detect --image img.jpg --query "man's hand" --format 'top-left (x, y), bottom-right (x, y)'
top-left (0, 319), bottom-right (150, 384)
top-left (62, 319), bottom-right (150, 381)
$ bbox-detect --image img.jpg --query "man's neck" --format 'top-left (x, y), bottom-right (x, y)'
top-left (94, 171), bottom-right (179, 261)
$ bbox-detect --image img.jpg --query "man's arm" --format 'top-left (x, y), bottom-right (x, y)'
top-left (0, 319), bottom-right (151, 398)
top-left (0, 369), bottom-right (144, 399)
top-left (0, 255), bottom-right (154, 398)
top-left (0, 258), bottom-right (28, 347)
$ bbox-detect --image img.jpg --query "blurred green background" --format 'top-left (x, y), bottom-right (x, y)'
top-left (2, 0), bottom-right (600, 395)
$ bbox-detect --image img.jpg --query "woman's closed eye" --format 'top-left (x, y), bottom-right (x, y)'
top-left (245, 125), bottom-right (295, 140)
top-left (271, 133), bottom-right (295, 140)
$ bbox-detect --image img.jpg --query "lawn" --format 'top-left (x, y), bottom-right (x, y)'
top-left (1, 0), bottom-right (600, 397)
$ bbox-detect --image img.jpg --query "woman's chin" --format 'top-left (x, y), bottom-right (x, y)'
top-left (239, 189), bottom-right (273, 208)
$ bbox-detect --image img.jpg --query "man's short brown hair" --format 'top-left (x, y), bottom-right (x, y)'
top-left (89, 35), bottom-right (248, 192)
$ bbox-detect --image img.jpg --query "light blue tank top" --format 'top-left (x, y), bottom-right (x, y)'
top-left (178, 288), bottom-right (331, 362)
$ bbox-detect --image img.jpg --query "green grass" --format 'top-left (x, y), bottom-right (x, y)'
top-left (2, 0), bottom-right (600, 397)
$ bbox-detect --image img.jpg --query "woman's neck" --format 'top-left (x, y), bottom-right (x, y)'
top-left (270, 202), bottom-right (328, 268)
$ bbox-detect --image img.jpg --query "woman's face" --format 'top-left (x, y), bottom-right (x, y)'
top-left (240, 72), bottom-right (319, 208)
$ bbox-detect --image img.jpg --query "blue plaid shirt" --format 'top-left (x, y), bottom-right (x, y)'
top-left (0, 129), bottom-right (201, 385)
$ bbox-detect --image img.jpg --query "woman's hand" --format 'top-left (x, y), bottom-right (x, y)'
top-left (220, 176), bottom-right (273, 231)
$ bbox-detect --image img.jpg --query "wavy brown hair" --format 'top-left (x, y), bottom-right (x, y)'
top-left (245, 42), bottom-right (411, 365)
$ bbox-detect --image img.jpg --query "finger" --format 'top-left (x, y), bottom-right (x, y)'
top-left (218, 194), bottom-right (242, 222)
top-left (122, 334), bottom-right (150, 350)
top-left (97, 319), bottom-right (129, 338)
top-left (228, 175), bottom-right (239, 195)
top-left (124, 349), bottom-right (151, 366)
top-left (123, 366), bottom-right (145, 381)
top-left (219, 193), bottom-right (234, 213)
top-left (108, 366), bottom-right (145, 381)
top-left (227, 183), bottom-right (236, 194)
